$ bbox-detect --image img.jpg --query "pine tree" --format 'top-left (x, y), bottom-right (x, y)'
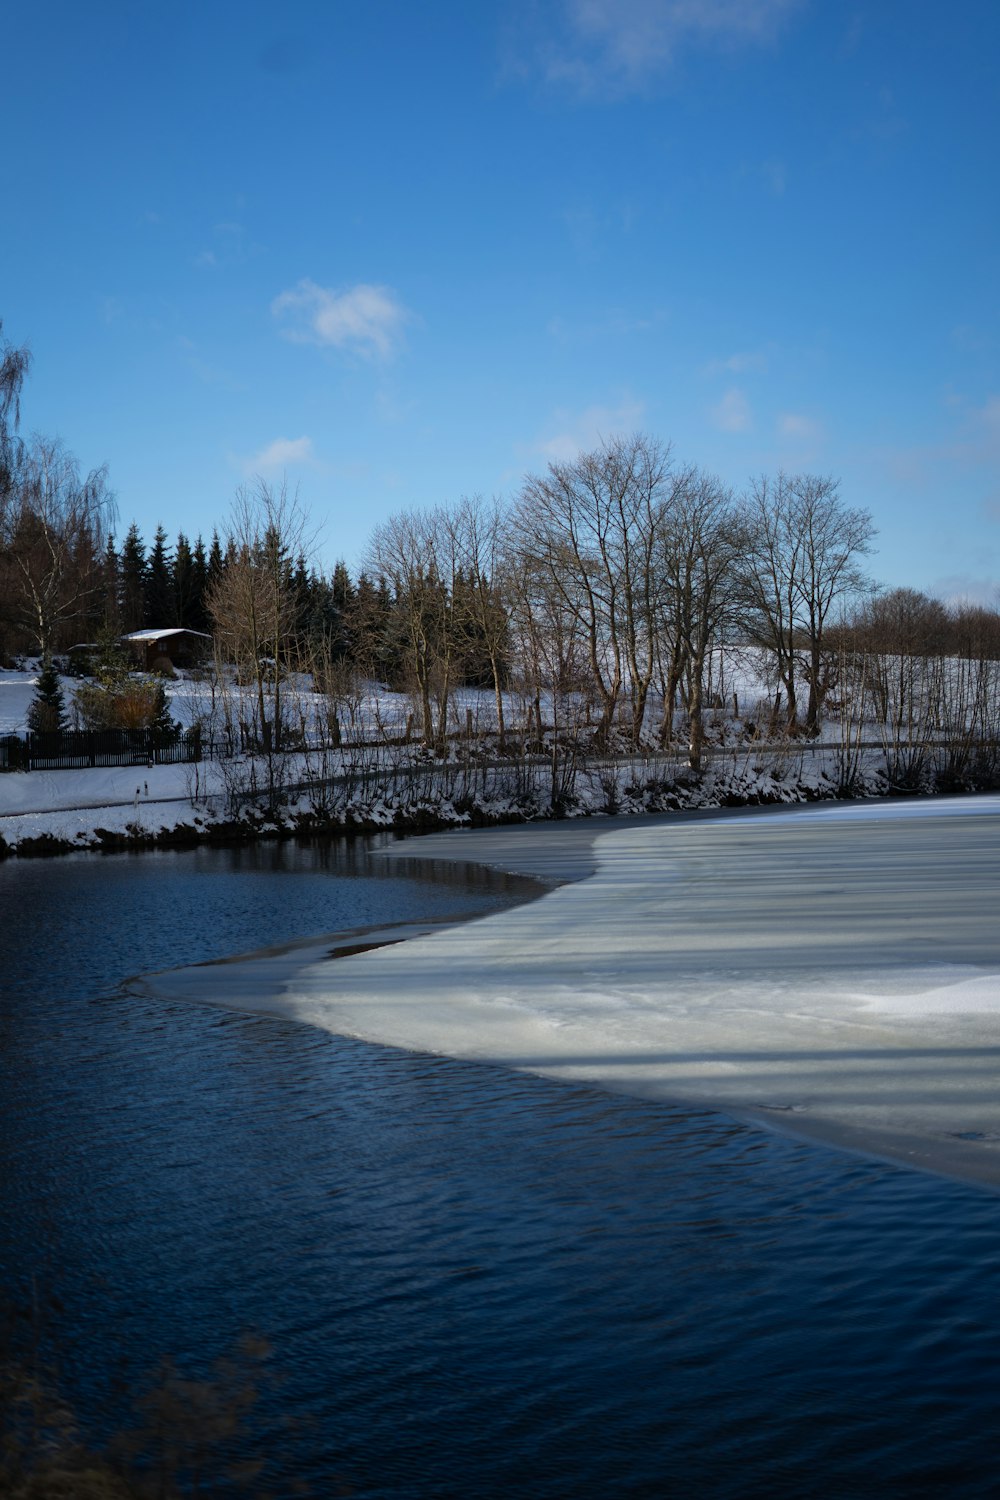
top-left (330, 560), bottom-right (356, 663)
top-left (173, 532), bottom-right (195, 628)
top-left (27, 657), bottom-right (69, 734)
top-left (102, 535), bottom-right (121, 631)
top-left (144, 525), bottom-right (174, 624)
top-left (149, 677), bottom-right (180, 746)
top-left (351, 571), bottom-right (395, 682)
top-left (190, 535), bottom-right (209, 633)
top-left (120, 523), bottom-right (147, 632)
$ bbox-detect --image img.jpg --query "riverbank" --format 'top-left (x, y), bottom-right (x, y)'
top-left (136, 795), bottom-right (1000, 1192)
top-left (0, 738), bottom-right (976, 858)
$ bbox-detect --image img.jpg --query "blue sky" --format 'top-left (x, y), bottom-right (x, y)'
top-left (2, 0), bottom-right (998, 598)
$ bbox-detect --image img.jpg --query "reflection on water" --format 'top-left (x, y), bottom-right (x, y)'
top-left (2, 838), bottom-right (1000, 1496)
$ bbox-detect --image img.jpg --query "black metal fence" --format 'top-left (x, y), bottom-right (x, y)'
top-left (0, 727), bottom-right (202, 773)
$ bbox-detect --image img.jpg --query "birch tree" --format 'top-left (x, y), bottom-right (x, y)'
top-left (0, 436), bottom-right (115, 659)
top-left (516, 434), bottom-right (680, 747)
top-left (660, 472), bottom-right (741, 770)
top-left (207, 480), bottom-right (310, 769)
top-left (739, 473), bottom-right (874, 734)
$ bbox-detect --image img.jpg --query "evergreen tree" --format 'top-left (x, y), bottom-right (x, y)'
top-left (207, 529), bottom-right (225, 593)
top-left (190, 535), bottom-right (209, 633)
top-left (291, 551), bottom-right (312, 658)
top-left (92, 628), bottom-right (132, 687)
top-left (144, 524), bottom-right (174, 624)
top-left (173, 532), bottom-right (195, 628)
top-left (149, 676), bottom-right (181, 745)
top-left (102, 534), bottom-right (121, 631)
top-left (120, 523), bottom-right (147, 632)
top-left (351, 571), bottom-right (395, 682)
top-left (329, 560), bottom-right (356, 663)
top-left (26, 657), bottom-right (69, 734)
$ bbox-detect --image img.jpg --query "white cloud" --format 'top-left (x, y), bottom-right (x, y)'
top-left (777, 412), bottom-right (823, 441)
top-left (272, 279), bottom-right (410, 360)
top-left (519, 0), bottom-right (799, 96)
top-left (534, 398), bottom-right (647, 463)
top-left (241, 436), bottom-right (315, 477)
top-left (711, 388), bottom-right (752, 432)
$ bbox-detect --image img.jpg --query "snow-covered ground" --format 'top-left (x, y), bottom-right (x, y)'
top-left (138, 796), bottom-right (1000, 1191)
top-left (1, 660), bottom-right (994, 855)
top-left (0, 662), bottom-right (818, 853)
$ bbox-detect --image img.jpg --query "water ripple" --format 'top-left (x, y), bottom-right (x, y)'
top-left (2, 842), bottom-right (1000, 1496)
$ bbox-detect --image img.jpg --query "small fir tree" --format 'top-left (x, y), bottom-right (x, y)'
top-left (27, 658), bottom-right (69, 735)
top-left (149, 677), bottom-right (181, 746)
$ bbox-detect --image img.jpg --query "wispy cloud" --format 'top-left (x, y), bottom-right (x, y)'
top-left (973, 394), bottom-right (1000, 433)
top-left (951, 324), bottom-right (993, 354)
top-left (927, 572), bottom-right (1000, 607)
top-left (272, 279), bottom-right (410, 360)
top-left (194, 221), bottom-right (256, 271)
top-left (704, 350), bottom-right (768, 376)
top-left (240, 436), bottom-right (315, 477)
top-left (548, 306), bottom-right (666, 343)
top-left (711, 388), bottom-right (752, 432)
top-left (882, 392), bottom-right (1000, 484)
top-left (777, 411), bottom-right (823, 442)
top-left (761, 158), bottom-right (787, 195)
top-left (510, 0), bottom-right (800, 98)
top-left (177, 336), bottom-right (245, 393)
top-left (534, 397), bottom-right (647, 462)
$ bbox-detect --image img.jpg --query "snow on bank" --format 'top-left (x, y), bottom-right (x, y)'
top-left (0, 661), bottom-right (992, 858)
top-left (0, 728), bottom-right (851, 855)
top-left (138, 795), bottom-right (1000, 1190)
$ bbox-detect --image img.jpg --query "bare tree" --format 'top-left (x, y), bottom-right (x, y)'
top-left (0, 321), bottom-right (30, 501)
top-left (0, 319), bottom-right (30, 447)
top-left (366, 507), bottom-right (460, 746)
top-left (739, 473), bottom-right (875, 734)
top-left (516, 433), bottom-right (681, 747)
top-left (0, 436), bottom-right (115, 658)
top-left (450, 494), bottom-right (512, 746)
top-left (848, 587), bottom-right (949, 728)
top-left (660, 471), bottom-right (741, 770)
top-left (504, 538), bottom-right (589, 749)
top-left (207, 480), bottom-right (312, 806)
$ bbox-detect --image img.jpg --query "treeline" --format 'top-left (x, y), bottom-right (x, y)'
top-left (4, 319), bottom-right (1000, 773)
top-left (200, 444), bottom-right (999, 772)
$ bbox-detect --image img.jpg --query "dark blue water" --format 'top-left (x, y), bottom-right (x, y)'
top-left (2, 838), bottom-right (1000, 1497)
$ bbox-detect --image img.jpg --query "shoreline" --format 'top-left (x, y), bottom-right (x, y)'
top-left (3, 745), bottom-right (995, 860)
top-left (135, 795), bottom-right (1000, 1194)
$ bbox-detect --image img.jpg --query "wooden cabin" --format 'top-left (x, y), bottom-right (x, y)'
top-left (122, 628), bottom-right (212, 673)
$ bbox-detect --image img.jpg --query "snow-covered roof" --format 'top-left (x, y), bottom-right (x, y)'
top-left (123, 628), bottom-right (212, 642)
